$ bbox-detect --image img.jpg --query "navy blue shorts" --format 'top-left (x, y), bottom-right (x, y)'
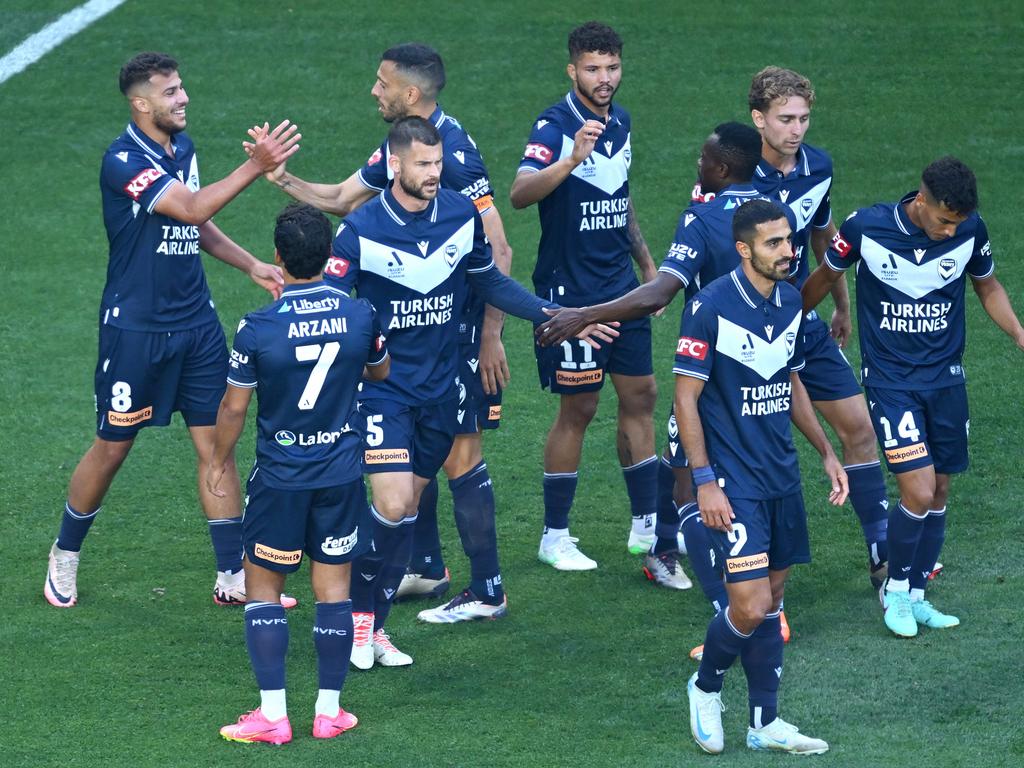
top-left (358, 397), bottom-right (457, 478)
top-left (242, 469), bottom-right (371, 573)
top-left (798, 313), bottom-right (862, 402)
top-left (535, 315), bottom-right (653, 394)
top-left (708, 492), bottom-right (811, 583)
top-left (455, 340), bottom-right (503, 435)
top-left (94, 320), bottom-right (227, 441)
top-left (664, 405), bottom-right (689, 468)
top-left (865, 384), bottom-right (969, 475)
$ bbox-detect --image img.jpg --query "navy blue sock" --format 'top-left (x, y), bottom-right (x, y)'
top-left (622, 455), bottom-right (658, 523)
top-left (451, 462), bottom-right (503, 603)
top-left (653, 459), bottom-right (681, 554)
top-left (681, 504), bottom-right (728, 613)
top-left (887, 502), bottom-right (927, 585)
top-left (57, 502), bottom-right (99, 552)
top-left (697, 607), bottom-right (752, 693)
top-left (909, 508), bottom-right (946, 591)
top-left (350, 530), bottom-right (382, 615)
top-left (244, 602), bottom-right (288, 690)
top-left (207, 516), bottom-right (244, 573)
top-left (543, 472), bottom-right (577, 530)
top-left (845, 462), bottom-right (889, 566)
top-left (741, 611), bottom-right (783, 728)
top-left (372, 509), bottom-right (415, 632)
top-left (411, 476), bottom-right (445, 577)
top-left (314, 600), bottom-right (353, 692)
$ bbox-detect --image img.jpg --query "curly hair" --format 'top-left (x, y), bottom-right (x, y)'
top-left (274, 203), bottom-right (333, 279)
top-left (748, 66), bottom-right (815, 113)
top-left (568, 21), bottom-right (622, 61)
top-left (921, 156), bottom-right (978, 215)
top-left (119, 52), bottom-right (178, 95)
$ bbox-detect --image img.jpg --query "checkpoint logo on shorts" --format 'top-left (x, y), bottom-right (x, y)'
top-left (555, 369), bottom-right (604, 386)
top-left (321, 529), bottom-right (358, 556)
top-left (107, 406), bottom-right (153, 427)
top-left (254, 543), bottom-right (303, 565)
top-left (364, 448), bottom-right (411, 464)
top-left (488, 405), bottom-right (503, 422)
top-left (124, 168), bottom-right (164, 200)
top-left (726, 552), bottom-right (769, 574)
top-left (885, 443), bottom-right (929, 464)
top-left (676, 337), bottom-right (708, 360)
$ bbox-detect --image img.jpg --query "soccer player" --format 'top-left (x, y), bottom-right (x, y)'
top-left (679, 200), bottom-right (846, 755)
top-left (802, 157), bottom-right (1024, 638)
top-left (43, 52), bottom-right (299, 609)
top-left (511, 21), bottom-right (660, 570)
top-left (538, 121), bottom-right (778, 593)
top-left (325, 116), bottom-right (613, 667)
top-left (748, 67), bottom-right (891, 591)
top-left (209, 203), bottom-right (388, 744)
top-left (255, 43), bottom-right (515, 624)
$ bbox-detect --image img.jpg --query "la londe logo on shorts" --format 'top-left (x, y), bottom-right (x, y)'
top-left (322, 528), bottom-right (358, 556)
top-left (254, 543), bottom-right (302, 565)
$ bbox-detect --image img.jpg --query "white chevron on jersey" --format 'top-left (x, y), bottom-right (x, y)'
top-left (860, 234), bottom-right (975, 300)
top-left (561, 133), bottom-right (631, 195)
top-left (786, 176), bottom-right (831, 230)
top-left (358, 218), bottom-right (475, 295)
top-left (716, 312), bottom-right (802, 381)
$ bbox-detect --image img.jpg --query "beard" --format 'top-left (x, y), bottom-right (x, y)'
top-left (398, 174), bottom-right (438, 201)
top-left (578, 80), bottom-right (618, 108)
top-left (751, 252), bottom-right (791, 283)
top-left (153, 109), bottom-right (185, 135)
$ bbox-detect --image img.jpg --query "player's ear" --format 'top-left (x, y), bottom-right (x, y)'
top-left (405, 84), bottom-right (421, 107)
top-left (736, 240), bottom-right (752, 261)
top-left (566, 62), bottom-right (576, 84)
top-left (750, 109), bottom-right (765, 130)
top-left (273, 249), bottom-right (282, 267)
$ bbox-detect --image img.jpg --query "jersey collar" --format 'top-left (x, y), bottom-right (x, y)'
top-left (428, 104), bottom-right (446, 128)
top-left (125, 121), bottom-right (181, 161)
top-left (380, 185), bottom-right (439, 227)
top-left (565, 90), bottom-right (622, 127)
top-left (730, 266), bottom-right (783, 310)
top-left (892, 192), bottom-right (919, 236)
top-left (754, 146), bottom-right (810, 180)
top-left (281, 280), bottom-right (337, 297)
top-left (719, 182), bottom-right (761, 198)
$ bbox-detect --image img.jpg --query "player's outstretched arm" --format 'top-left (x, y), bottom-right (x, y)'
top-left (675, 374), bottom-right (733, 531)
top-left (509, 119), bottom-right (605, 208)
top-left (154, 120), bottom-right (300, 225)
top-left (627, 199), bottom-right (659, 287)
top-left (971, 274), bottom-right (1024, 352)
top-left (789, 372), bottom-right (848, 506)
top-left (199, 221), bottom-right (284, 299)
top-left (811, 222), bottom-right (852, 347)
top-left (206, 384), bottom-right (253, 498)
top-left (479, 208), bottom-right (513, 394)
top-left (536, 272), bottom-right (683, 345)
top-left (801, 262), bottom-right (844, 314)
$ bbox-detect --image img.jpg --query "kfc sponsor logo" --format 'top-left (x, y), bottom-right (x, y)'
top-left (726, 552), bottom-right (769, 574)
top-left (885, 443), bottom-right (929, 464)
top-left (366, 147), bottom-right (383, 166)
top-left (524, 143), bottom-right (554, 164)
top-left (555, 369), bottom-right (603, 386)
top-left (325, 256), bottom-right (350, 278)
top-left (830, 232), bottom-right (852, 258)
top-left (107, 406), bottom-right (153, 427)
top-left (124, 168), bottom-right (164, 200)
top-left (676, 337), bottom-right (708, 360)
top-left (374, 333), bottom-right (386, 353)
top-left (254, 543), bottom-right (303, 565)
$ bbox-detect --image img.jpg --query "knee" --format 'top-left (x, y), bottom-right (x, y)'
top-left (558, 395), bottom-right (600, 430)
top-left (839, 420), bottom-right (879, 462)
top-left (931, 476), bottom-right (951, 510)
top-left (619, 379), bottom-right (658, 418)
top-left (729, 594), bottom-right (772, 633)
top-left (372, 494), bottom-right (415, 523)
top-left (92, 437), bottom-right (134, 468)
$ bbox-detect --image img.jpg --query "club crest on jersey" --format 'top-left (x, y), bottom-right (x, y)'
top-left (667, 413), bottom-right (679, 439)
top-left (785, 331), bottom-right (796, 356)
top-left (800, 197), bottom-right (815, 216)
top-left (444, 243), bottom-right (460, 267)
top-left (937, 257), bottom-right (957, 280)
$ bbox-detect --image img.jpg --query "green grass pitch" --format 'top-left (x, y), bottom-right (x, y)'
top-left (1, 1), bottom-right (1022, 766)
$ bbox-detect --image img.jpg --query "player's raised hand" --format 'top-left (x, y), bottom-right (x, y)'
top-left (205, 461), bottom-right (228, 498)
top-left (536, 306), bottom-right (591, 346)
top-left (698, 484), bottom-right (734, 532)
top-left (249, 260), bottom-right (285, 299)
top-left (822, 453), bottom-right (848, 506)
top-left (575, 320), bottom-right (620, 349)
top-left (571, 119), bottom-right (604, 165)
top-left (244, 124), bottom-right (287, 182)
top-left (247, 119), bottom-right (301, 173)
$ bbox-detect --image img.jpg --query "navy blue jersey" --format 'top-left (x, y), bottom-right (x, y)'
top-left (824, 193), bottom-right (994, 390)
top-left (518, 91), bottom-right (635, 304)
top-left (228, 282), bottom-right (387, 489)
top-left (325, 187), bottom-right (498, 405)
top-left (659, 184), bottom-right (798, 299)
top-left (753, 143), bottom-right (833, 288)
top-left (674, 268), bottom-right (806, 499)
top-left (98, 122), bottom-right (217, 331)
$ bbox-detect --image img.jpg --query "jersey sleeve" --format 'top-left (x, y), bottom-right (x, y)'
top-left (443, 135), bottom-right (495, 215)
top-left (355, 141), bottom-right (388, 191)
top-left (325, 221), bottom-right (361, 295)
top-left (823, 211), bottom-right (864, 271)
top-left (466, 207), bottom-right (495, 274)
top-left (812, 179), bottom-right (833, 229)
top-left (789, 316), bottom-right (806, 372)
top-left (966, 217), bottom-right (994, 279)
top-left (362, 299), bottom-right (389, 367)
top-left (517, 116), bottom-right (564, 173)
top-left (226, 315), bottom-right (259, 388)
top-left (673, 296), bottom-right (717, 380)
top-left (659, 207), bottom-right (709, 287)
top-left (101, 149), bottom-right (177, 214)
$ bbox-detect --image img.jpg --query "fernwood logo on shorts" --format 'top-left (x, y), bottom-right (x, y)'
top-left (885, 443), bottom-right (929, 463)
top-left (555, 369), bottom-right (604, 385)
top-left (726, 552), bottom-right (769, 573)
top-left (107, 406), bottom-right (153, 427)
top-left (364, 448), bottom-right (410, 464)
top-left (254, 543), bottom-right (302, 565)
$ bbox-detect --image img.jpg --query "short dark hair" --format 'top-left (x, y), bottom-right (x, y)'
top-left (382, 43), bottom-right (446, 99)
top-left (568, 21), bottom-right (622, 61)
top-left (748, 66), bottom-right (815, 113)
top-left (712, 122), bottom-right (763, 182)
top-left (921, 156), bottom-right (978, 215)
top-left (388, 115), bottom-right (441, 155)
top-left (119, 52), bottom-right (178, 95)
top-left (274, 203), bottom-right (333, 280)
top-left (733, 198), bottom-right (789, 245)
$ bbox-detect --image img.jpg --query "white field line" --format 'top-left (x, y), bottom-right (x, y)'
top-left (0, 0), bottom-right (128, 86)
